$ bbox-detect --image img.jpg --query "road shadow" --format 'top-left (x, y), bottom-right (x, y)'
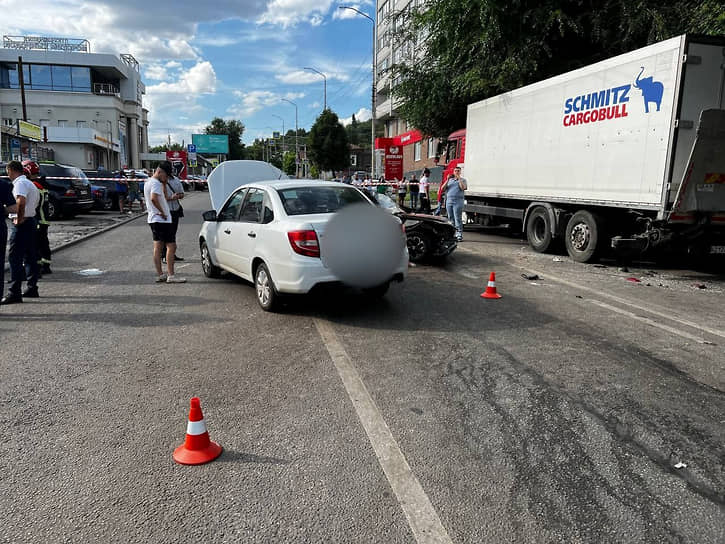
top-left (32, 294), bottom-right (219, 306)
top-left (0, 310), bottom-right (231, 327)
top-left (216, 450), bottom-right (289, 465)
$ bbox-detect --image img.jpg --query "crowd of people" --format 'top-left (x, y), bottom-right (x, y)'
top-left (1, 159), bottom-right (188, 305)
top-left (339, 166), bottom-right (467, 241)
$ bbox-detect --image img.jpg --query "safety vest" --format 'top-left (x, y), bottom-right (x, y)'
top-left (32, 180), bottom-right (50, 225)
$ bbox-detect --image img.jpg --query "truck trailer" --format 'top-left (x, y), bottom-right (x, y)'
top-left (443, 34), bottom-right (725, 262)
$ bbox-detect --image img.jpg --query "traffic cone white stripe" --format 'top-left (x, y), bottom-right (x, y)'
top-left (488, 281), bottom-right (495, 287)
top-left (186, 418), bottom-right (208, 436)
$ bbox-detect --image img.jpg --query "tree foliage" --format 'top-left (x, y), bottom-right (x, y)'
top-left (204, 117), bottom-right (245, 159)
top-left (345, 117), bottom-right (384, 148)
top-left (282, 151), bottom-right (297, 176)
top-left (392, 0), bottom-right (725, 138)
top-left (308, 110), bottom-right (350, 172)
top-left (149, 142), bottom-right (184, 153)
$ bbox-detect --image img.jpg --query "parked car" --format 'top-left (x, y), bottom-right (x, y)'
top-left (38, 163), bottom-right (94, 219)
top-left (84, 170), bottom-right (122, 211)
top-left (199, 160), bottom-right (408, 311)
top-left (366, 192), bottom-right (457, 263)
top-left (188, 175), bottom-right (208, 191)
top-left (90, 185), bottom-right (113, 210)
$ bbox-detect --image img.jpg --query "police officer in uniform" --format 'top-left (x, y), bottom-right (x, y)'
top-left (23, 160), bottom-right (52, 274)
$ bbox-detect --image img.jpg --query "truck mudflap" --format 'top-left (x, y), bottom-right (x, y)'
top-left (669, 109), bottom-right (725, 225)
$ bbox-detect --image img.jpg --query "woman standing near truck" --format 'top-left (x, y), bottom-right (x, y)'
top-left (446, 166), bottom-right (467, 241)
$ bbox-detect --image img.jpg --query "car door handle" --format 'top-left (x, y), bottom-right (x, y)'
top-left (224, 229), bottom-right (231, 234)
top-left (247, 232), bottom-right (256, 238)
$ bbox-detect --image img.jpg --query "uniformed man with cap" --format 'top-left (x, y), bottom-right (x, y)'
top-left (22, 160), bottom-right (52, 274)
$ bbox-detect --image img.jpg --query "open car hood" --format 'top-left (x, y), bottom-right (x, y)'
top-left (208, 160), bottom-right (286, 211)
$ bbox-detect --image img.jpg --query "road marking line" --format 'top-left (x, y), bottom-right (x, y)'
top-left (519, 266), bottom-right (725, 340)
top-left (176, 263), bottom-right (191, 269)
top-left (588, 300), bottom-right (710, 344)
top-left (313, 319), bottom-right (453, 544)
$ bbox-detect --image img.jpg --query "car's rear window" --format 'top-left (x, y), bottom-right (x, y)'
top-left (277, 186), bottom-right (369, 215)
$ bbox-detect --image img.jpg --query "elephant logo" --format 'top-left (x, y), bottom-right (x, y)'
top-left (633, 67), bottom-right (664, 113)
top-left (389, 146), bottom-right (399, 154)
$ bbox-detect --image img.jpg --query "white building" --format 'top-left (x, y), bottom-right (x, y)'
top-left (375, 1), bottom-right (442, 178)
top-left (0, 35), bottom-right (149, 169)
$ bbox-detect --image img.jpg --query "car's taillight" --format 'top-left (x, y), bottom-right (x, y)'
top-left (64, 189), bottom-right (77, 197)
top-left (288, 230), bottom-right (320, 258)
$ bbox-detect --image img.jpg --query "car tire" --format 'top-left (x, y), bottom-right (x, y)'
top-left (363, 281), bottom-right (390, 298)
top-left (200, 241), bottom-right (222, 278)
top-left (565, 210), bottom-right (605, 263)
top-left (407, 232), bottom-right (431, 263)
top-left (255, 262), bottom-right (279, 312)
top-left (526, 207), bottom-right (553, 253)
top-left (47, 198), bottom-right (60, 221)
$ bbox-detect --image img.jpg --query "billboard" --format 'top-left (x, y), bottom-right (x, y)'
top-left (18, 120), bottom-right (41, 141)
top-left (166, 150), bottom-right (188, 179)
top-left (192, 134), bottom-right (229, 154)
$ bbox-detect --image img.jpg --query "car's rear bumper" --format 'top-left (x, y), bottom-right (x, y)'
top-left (272, 253), bottom-right (408, 294)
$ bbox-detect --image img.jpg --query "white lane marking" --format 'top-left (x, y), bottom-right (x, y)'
top-left (519, 266), bottom-right (725, 340)
top-left (313, 319), bottom-right (453, 544)
top-left (176, 263), bottom-right (191, 270)
top-left (588, 300), bottom-right (711, 344)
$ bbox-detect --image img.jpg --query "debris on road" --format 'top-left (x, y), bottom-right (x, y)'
top-left (76, 268), bottom-right (105, 276)
top-left (619, 266), bottom-right (630, 272)
top-left (575, 295), bottom-right (583, 299)
top-left (593, 264), bottom-right (607, 268)
top-left (674, 462), bottom-right (687, 469)
top-left (626, 277), bottom-right (642, 283)
top-left (521, 273), bottom-right (540, 280)
top-left (692, 283), bottom-right (707, 289)
top-left (552, 257), bottom-right (564, 262)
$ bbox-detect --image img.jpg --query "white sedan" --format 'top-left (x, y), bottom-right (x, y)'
top-left (199, 161), bottom-right (408, 311)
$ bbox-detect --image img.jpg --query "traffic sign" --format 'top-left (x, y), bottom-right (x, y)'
top-left (187, 144), bottom-right (197, 153)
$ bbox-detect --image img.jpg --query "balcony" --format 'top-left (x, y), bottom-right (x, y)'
top-left (92, 83), bottom-right (120, 97)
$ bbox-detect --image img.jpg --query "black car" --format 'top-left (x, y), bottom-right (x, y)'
top-left (365, 191), bottom-right (457, 262)
top-left (38, 163), bottom-right (94, 219)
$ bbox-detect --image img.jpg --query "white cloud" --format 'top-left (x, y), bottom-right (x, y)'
top-left (146, 61), bottom-right (218, 96)
top-left (276, 66), bottom-right (351, 85)
top-left (309, 101), bottom-right (321, 109)
top-left (259, 0), bottom-right (335, 27)
top-left (228, 90), bottom-right (305, 117)
top-left (340, 107), bottom-right (372, 126)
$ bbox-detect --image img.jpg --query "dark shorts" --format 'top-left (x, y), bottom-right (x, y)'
top-left (149, 222), bottom-right (175, 244)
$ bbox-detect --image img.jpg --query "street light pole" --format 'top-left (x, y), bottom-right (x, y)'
top-left (271, 113), bottom-right (285, 154)
top-left (339, 6), bottom-right (376, 178)
top-left (281, 98), bottom-right (299, 178)
top-left (303, 67), bottom-right (327, 111)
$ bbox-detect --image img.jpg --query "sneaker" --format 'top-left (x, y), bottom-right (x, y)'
top-left (166, 275), bottom-right (187, 283)
top-left (174, 255), bottom-right (185, 262)
top-left (155, 274), bottom-right (168, 283)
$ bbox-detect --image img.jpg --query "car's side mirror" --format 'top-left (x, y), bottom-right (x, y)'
top-left (202, 210), bottom-right (217, 222)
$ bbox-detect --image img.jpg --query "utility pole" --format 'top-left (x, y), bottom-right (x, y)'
top-left (339, 6), bottom-right (376, 177)
top-left (18, 56), bottom-right (28, 121)
top-left (281, 98), bottom-right (299, 178)
top-left (303, 67), bottom-right (327, 111)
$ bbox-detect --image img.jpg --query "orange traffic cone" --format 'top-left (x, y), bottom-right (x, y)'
top-left (173, 397), bottom-right (223, 465)
top-left (480, 272), bottom-right (502, 299)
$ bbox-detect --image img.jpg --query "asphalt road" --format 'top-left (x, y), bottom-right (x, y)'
top-left (1, 192), bottom-right (723, 543)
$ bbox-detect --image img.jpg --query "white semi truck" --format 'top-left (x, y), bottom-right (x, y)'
top-left (448, 34), bottom-right (725, 262)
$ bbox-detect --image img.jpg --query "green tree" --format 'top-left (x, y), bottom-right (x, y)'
top-left (149, 142), bottom-right (184, 153)
top-left (308, 110), bottom-right (350, 172)
top-left (204, 117), bottom-right (246, 159)
top-left (392, 0), bottom-right (725, 138)
top-left (282, 151), bottom-right (296, 176)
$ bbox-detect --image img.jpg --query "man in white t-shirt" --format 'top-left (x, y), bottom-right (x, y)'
top-left (144, 161), bottom-right (186, 283)
top-left (2, 160), bottom-right (41, 304)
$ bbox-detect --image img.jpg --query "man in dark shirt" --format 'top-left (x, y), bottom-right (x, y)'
top-left (1, 173), bottom-right (18, 300)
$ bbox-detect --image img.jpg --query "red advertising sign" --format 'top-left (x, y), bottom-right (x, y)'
top-left (165, 150), bottom-right (188, 179)
top-left (384, 144), bottom-right (403, 180)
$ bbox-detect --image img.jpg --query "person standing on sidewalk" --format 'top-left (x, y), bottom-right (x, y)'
top-left (398, 176), bottom-right (408, 207)
top-left (126, 174), bottom-right (145, 213)
top-left (115, 169), bottom-right (129, 214)
top-left (144, 161), bottom-right (186, 284)
top-left (2, 161), bottom-right (40, 304)
top-left (445, 166), bottom-right (467, 241)
top-left (23, 160), bottom-right (52, 274)
top-left (1, 172), bottom-right (18, 301)
top-left (162, 174), bottom-right (185, 263)
top-left (409, 174), bottom-right (420, 210)
top-left (419, 168), bottom-right (431, 213)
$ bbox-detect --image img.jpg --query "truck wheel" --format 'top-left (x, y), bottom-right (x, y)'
top-left (526, 207), bottom-right (553, 253)
top-left (565, 210), bottom-right (605, 263)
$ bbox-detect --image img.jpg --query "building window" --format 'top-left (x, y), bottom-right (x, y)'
top-left (71, 67), bottom-right (91, 92)
top-left (58, 120), bottom-right (68, 127)
top-left (51, 65), bottom-right (72, 91)
top-left (3, 118), bottom-right (14, 127)
top-left (30, 64), bottom-right (52, 90)
top-left (40, 119), bottom-right (50, 128)
top-left (1, 63), bottom-right (91, 92)
top-left (350, 154), bottom-right (357, 166)
top-left (378, 1), bottom-right (389, 21)
top-left (428, 138), bottom-right (436, 158)
top-left (414, 141), bottom-right (421, 162)
top-left (77, 121), bottom-right (88, 128)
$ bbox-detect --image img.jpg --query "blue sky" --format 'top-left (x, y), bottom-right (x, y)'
top-left (3, 0), bottom-right (376, 145)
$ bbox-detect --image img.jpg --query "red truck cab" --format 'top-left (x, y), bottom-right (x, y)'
top-left (438, 128), bottom-right (466, 200)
